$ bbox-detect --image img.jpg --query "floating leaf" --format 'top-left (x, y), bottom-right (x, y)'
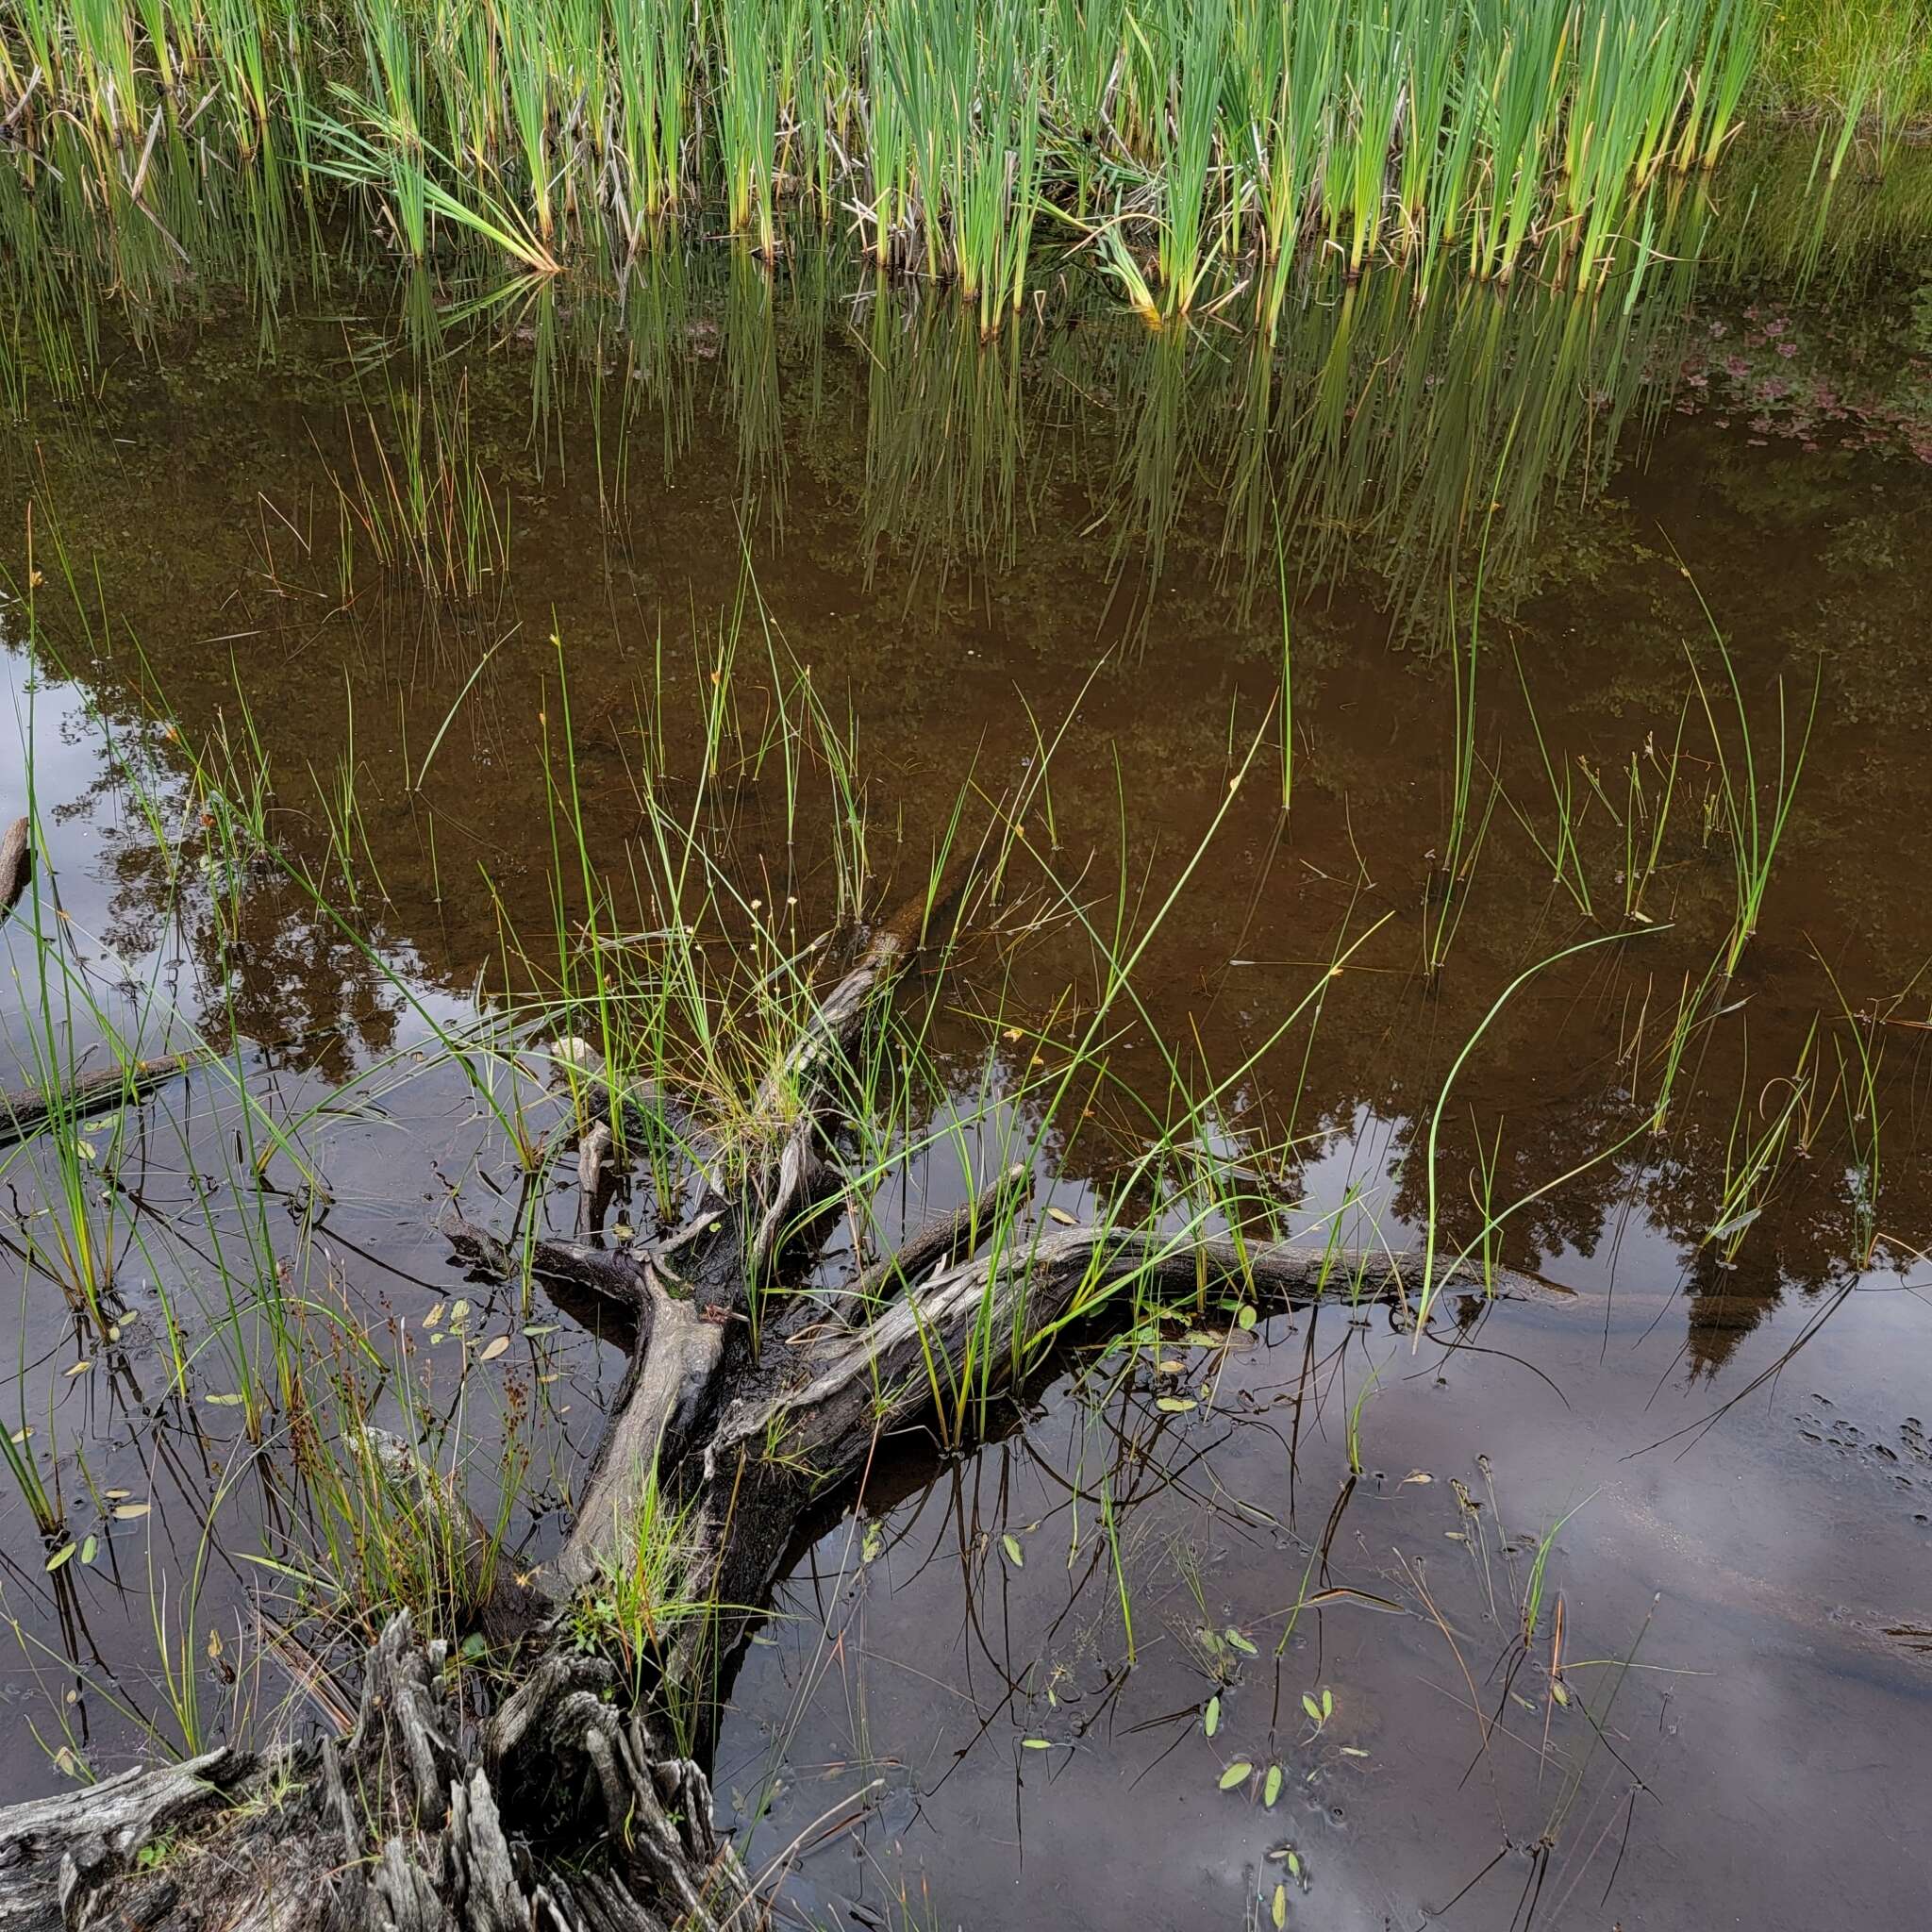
top-left (1046, 1206), bottom-right (1078, 1226)
top-left (1002, 1533), bottom-right (1024, 1567)
top-left (1302, 1693), bottom-right (1323, 1724)
top-left (1218, 1760), bottom-right (1252, 1790)
top-left (205, 1392), bottom-right (245, 1407)
top-left (1264, 1763), bottom-right (1283, 1807)
top-left (522, 1324), bottom-right (558, 1338)
top-left (1204, 1694), bottom-right (1221, 1738)
top-left (64, 1360), bottom-right (92, 1377)
top-left (45, 1543), bottom-right (76, 1573)
top-left (1272, 1881), bottom-right (1288, 1928)
top-left (477, 1336), bottom-right (510, 1362)
top-left (1021, 1738), bottom-right (1053, 1751)
top-left (79, 1535), bottom-right (97, 1566)
top-left (1157, 1395), bottom-right (1197, 1413)
top-left (1400, 1469), bottom-right (1432, 1485)
top-left (113, 1503), bottom-right (151, 1519)
top-left (1237, 1305), bottom-right (1257, 1330)
top-left (1224, 1627), bottom-right (1257, 1656)
top-left (1288, 1850), bottom-right (1303, 1878)
top-left (423, 1303), bottom-right (445, 1329)
top-left (1322, 1688), bottom-right (1333, 1720)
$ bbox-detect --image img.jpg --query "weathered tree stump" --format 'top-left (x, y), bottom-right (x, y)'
top-left (0, 882), bottom-right (1574, 1930)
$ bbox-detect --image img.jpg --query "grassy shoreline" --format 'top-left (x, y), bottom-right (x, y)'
top-left (1, 0), bottom-right (1927, 335)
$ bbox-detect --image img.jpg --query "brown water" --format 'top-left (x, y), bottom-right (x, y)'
top-left (2, 147), bottom-right (1931, 1930)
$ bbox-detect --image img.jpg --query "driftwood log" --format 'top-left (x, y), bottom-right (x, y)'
top-left (0, 881), bottom-right (1574, 1932)
top-left (0, 816), bottom-right (28, 923)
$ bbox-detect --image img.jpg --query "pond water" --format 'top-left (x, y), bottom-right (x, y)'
top-left (2, 139), bottom-right (1930, 1930)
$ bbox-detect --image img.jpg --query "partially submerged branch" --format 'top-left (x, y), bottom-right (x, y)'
top-left (0, 866), bottom-right (1581, 1931)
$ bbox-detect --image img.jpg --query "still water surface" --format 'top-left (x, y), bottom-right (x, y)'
top-left (2, 142), bottom-right (1929, 1929)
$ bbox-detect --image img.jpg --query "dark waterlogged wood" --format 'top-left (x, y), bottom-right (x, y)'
top-left (0, 874), bottom-right (1580, 1931)
top-left (0, 1051), bottom-right (203, 1147)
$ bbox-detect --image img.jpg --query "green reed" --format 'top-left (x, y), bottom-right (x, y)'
top-left (0, 0), bottom-right (1901, 331)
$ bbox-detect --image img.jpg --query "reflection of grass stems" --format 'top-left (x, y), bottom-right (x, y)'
top-left (1507, 641), bottom-right (1592, 920)
top-left (1420, 929), bottom-right (1641, 1333)
top-left (1813, 948), bottom-right (1884, 1267)
top-left (1707, 1018), bottom-right (1814, 1264)
top-left (1098, 1470), bottom-right (1135, 1666)
top-left (1682, 577), bottom-right (1819, 978)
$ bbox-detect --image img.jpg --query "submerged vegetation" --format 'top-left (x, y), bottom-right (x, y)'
top-left (1, 0), bottom-right (1928, 332)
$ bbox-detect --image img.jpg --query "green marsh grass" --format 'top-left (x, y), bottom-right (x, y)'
top-left (1684, 599), bottom-right (1819, 980)
top-left (1707, 1018), bottom-right (1815, 1263)
top-left (0, 0), bottom-right (1902, 330)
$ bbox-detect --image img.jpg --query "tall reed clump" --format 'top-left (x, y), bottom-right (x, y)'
top-left (6, 0), bottom-right (1909, 330)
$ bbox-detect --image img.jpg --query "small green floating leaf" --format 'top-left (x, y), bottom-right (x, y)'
top-left (1238, 1305), bottom-right (1257, 1330)
top-left (1224, 1627), bottom-right (1257, 1656)
top-left (1322, 1688), bottom-right (1334, 1720)
top-left (1288, 1850), bottom-right (1303, 1879)
top-left (1302, 1692), bottom-right (1323, 1724)
top-left (1204, 1694), bottom-right (1221, 1738)
top-left (45, 1543), bottom-right (76, 1573)
top-left (1021, 1738), bottom-right (1053, 1751)
top-left (205, 1392), bottom-right (246, 1407)
top-left (79, 1535), bottom-right (97, 1566)
top-left (1156, 1395), bottom-right (1197, 1413)
top-left (1002, 1533), bottom-right (1024, 1567)
top-left (1272, 1881), bottom-right (1288, 1928)
top-left (1218, 1760), bottom-right (1252, 1790)
top-left (1263, 1763), bottom-right (1283, 1807)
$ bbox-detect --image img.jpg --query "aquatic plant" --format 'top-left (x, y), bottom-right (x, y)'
top-left (0, 0), bottom-right (1911, 330)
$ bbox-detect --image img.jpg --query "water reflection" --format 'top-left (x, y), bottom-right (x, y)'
top-left (0, 130), bottom-right (1928, 1908)
top-left (7, 134), bottom-right (1932, 647)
